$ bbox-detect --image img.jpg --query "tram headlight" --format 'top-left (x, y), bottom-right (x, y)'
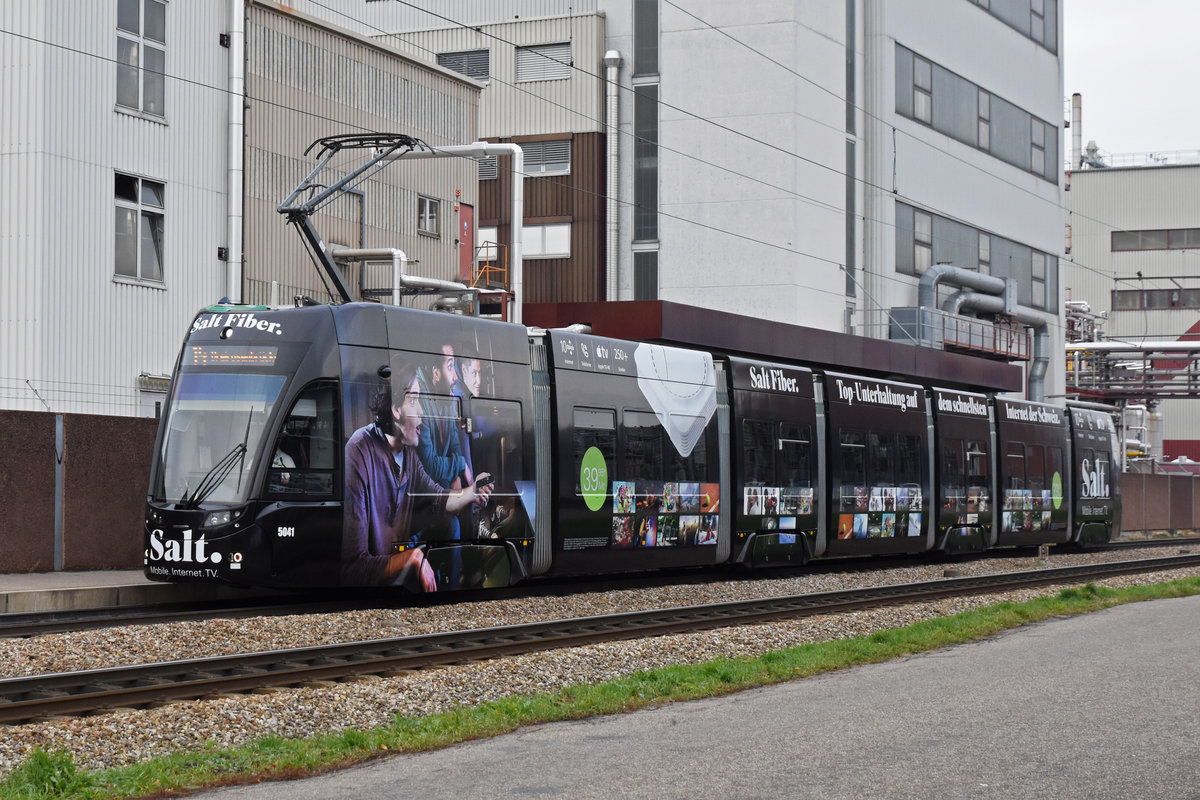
top-left (204, 510), bottom-right (233, 528)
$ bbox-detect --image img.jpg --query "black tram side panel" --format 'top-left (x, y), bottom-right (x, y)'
top-left (726, 357), bottom-right (822, 566)
top-left (821, 371), bottom-right (934, 557)
top-left (545, 330), bottom-right (725, 577)
top-left (930, 388), bottom-right (995, 554)
top-left (1066, 405), bottom-right (1119, 545)
top-left (334, 305), bottom-right (537, 589)
top-left (992, 398), bottom-right (1070, 546)
top-left (146, 303), bottom-right (539, 591)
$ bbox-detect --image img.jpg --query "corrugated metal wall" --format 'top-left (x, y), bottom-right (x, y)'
top-left (1, 1), bottom-right (228, 416)
top-left (480, 132), bottom-right (606, 303)
top-left (245, 2), bottom-right (481, 307)
top-left (383, 13), bottom-right (606, 138)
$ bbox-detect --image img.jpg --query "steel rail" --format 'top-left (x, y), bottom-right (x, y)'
top-left (2, 554), bottom-right (1198, 724)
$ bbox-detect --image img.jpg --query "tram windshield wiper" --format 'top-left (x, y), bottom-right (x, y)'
top-left (178, 409), bottom-right (254, 510)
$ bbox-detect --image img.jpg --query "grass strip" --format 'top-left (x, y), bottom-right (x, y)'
top-left (4, 575), bottom-right (1199, 799)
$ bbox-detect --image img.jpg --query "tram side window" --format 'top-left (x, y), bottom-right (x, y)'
top-left (965, 441), bottom-right (989, 485)
top-left (742, 420), bottom-right (774, 485)
top-left (942, 437), bottom-right (965, 511)
top-left (1049, 445), bottom-right (1064, 502)
top-left (838, 429), bottom-right (866, 510)
top-left (869, 431), bottom-right (894, 486)
top-left (896, 433), bottom-right (922, 486)
top-left (778, 423), bottom-right (812, 488)
top-left (1004, 442), bottom-right (1026, 490)
top-left (666, 413), bottom-right (708, 481)
top-left (574, 407), bottom-right (616, 500)
top-left (268, 381), bottom-right (338, 497)
top-left (626, 410), bottom-right (665, 481)
top-left (1027, 444), bottom-right (1046, 499)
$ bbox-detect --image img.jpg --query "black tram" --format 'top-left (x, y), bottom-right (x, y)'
top-left (144, 302), bottom-right (1120, 592)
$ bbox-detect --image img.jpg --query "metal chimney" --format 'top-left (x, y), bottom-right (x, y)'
top-left (1071, 93), bottom-right (1082, 169)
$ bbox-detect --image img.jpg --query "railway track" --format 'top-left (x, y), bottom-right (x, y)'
top-left (2, 552), bottom-right (1198, 725)
top-left (4, 537), bottom-right (1195, 641)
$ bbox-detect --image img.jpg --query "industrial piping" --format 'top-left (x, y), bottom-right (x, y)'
top-left (919, 264), bottom-right (1050, 402)
top-left (604, 50), bottom-right (622, 302)
top-left (329, 247), bottom-right (477, 310)
top-left (386, 143), bottom-right (525, 324)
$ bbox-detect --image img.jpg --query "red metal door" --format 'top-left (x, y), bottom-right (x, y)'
top-left (459, 203), bottom-right (474, 282)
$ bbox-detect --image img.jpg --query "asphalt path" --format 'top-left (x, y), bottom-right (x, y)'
top-left (193, 594), bottom-right (1200, 799)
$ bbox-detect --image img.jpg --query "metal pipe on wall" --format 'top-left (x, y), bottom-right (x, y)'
top-left (226, 0), bottom-right (245, 303)
top-left (604, 50), bottom-right (622, 302)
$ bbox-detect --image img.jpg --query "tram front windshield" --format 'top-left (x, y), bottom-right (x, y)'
top-left (153, 371), bottom-right (288, 506)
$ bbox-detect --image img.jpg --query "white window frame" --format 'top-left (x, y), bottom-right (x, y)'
top-left (437, 49), bottom-right (489, 82)
top-left (516, 43), bottom-right (571, 82)
top-left (522, 223), bottom-right (571, 259)
top-left (116, 0), bottom-right (166, 117)
top-left (977, 91), bottom-right (991, 151)
top-left (914, 210), bottom-right (933, 275)
top-left (523, 140), bottom-right (571, 176)
top-left (115, 172), bottom-right (165, 284)
top-left (476, 225), bottom-right (499, 261)
top-left (1031, 118), bottom-right (1046, 175)
top-left (913, 56), bottom-right (932, 125)
top-left (418, 196), bottom-right (440, 237)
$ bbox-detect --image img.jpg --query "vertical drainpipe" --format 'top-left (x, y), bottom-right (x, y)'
top-left (604, 50), bottom-right (622, 302)
top-left (509, 145), bottom-right (525, 325)
top-left (227, 0), bottom-right (246, 303)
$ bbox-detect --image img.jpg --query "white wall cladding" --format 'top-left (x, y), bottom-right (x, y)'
top-left (285, 1), bottom-right (599, 37)
top-left (1, 0), bottom-right (228, 416)
top-left (244, 2), bottom-right (480, 308)
top-left (1065, 164), bottom-right (1200, 326)
top-left (381, 14), bottom-right (607, 137)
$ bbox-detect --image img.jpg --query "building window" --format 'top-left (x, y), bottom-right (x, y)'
top-left (115, 172), bottom-right (164, 282)
top-left (1030, 0), bottom-right (1045, 44)
top-left (523, 223), bottom-right (570, 258)
top-left (913, 55), bottom-right (932, 124)
top-left (1112, 228), bottom-right (1200, 251)
top-left (515, 43), bottom-right (571, 82)
top-left (634, 84), bottom-right (659, 241)
top-left (418, 196), bottom-right (440, 237)
top-left (633, 0), bottom-right (658, 76)
top-left (634, 251), bottom-right (658, 300)
top-left (476, 225), bottom-right (499, 261)
top-left (977, 91), bottom-right (991, 150)
top-left (896, 45), bottom-right (1056, 183)
top-left (1031, 252), bottom-right (1047, 309)
top-left (437, 49), bottom-right (489, 82)
top-left (116, 0), bottom-right (166, 116)
top-left (1031, 118), bottom-right (1045, 175)
top-left (1112, 288), bottom-right (1200, 310)
top-left (523, 140), bottom-right (571, 176)
top-left (978, 233), bottom-right (991, 276)
top-left (914, 210), bottom-right (933, 275)
top-left (478, 155), bottom-right (498, 181)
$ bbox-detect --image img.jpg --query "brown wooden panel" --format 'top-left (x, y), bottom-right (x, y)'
top-left (1142, 474), bottom-right (1171, 530)
top-left (0, 411), bottom-right (57, 571)
top-left (479, 132), bottom-right (606, 304)
top-left (61, 415), bottom-right (158, 570)
top-left (1119, 473), bottom-right (1143, 533)
top-left (1169, 474), bottom-right (1194, 532)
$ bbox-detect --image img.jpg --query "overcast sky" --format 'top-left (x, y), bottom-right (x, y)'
top-left (1063, 0), bottom-right (1199, 158)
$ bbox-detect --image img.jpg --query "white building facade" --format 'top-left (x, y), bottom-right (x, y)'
top-left (1, 0), bottom-right (230, 416)
top-left (306, 0), bottom-right (1068, 397)
top-left (0, 1), bottom-right (480, 417)
top-left (1064, 161), bottom-right (1200, 459)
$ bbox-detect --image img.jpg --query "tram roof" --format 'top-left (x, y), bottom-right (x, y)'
top-left (523, 301), bottom-right (1023, 393)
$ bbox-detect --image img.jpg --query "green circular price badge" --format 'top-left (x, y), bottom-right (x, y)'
top-left (1051, 472), bottom-right (1063, 510)
top-left (580, 446), bottom-right (609, 512)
